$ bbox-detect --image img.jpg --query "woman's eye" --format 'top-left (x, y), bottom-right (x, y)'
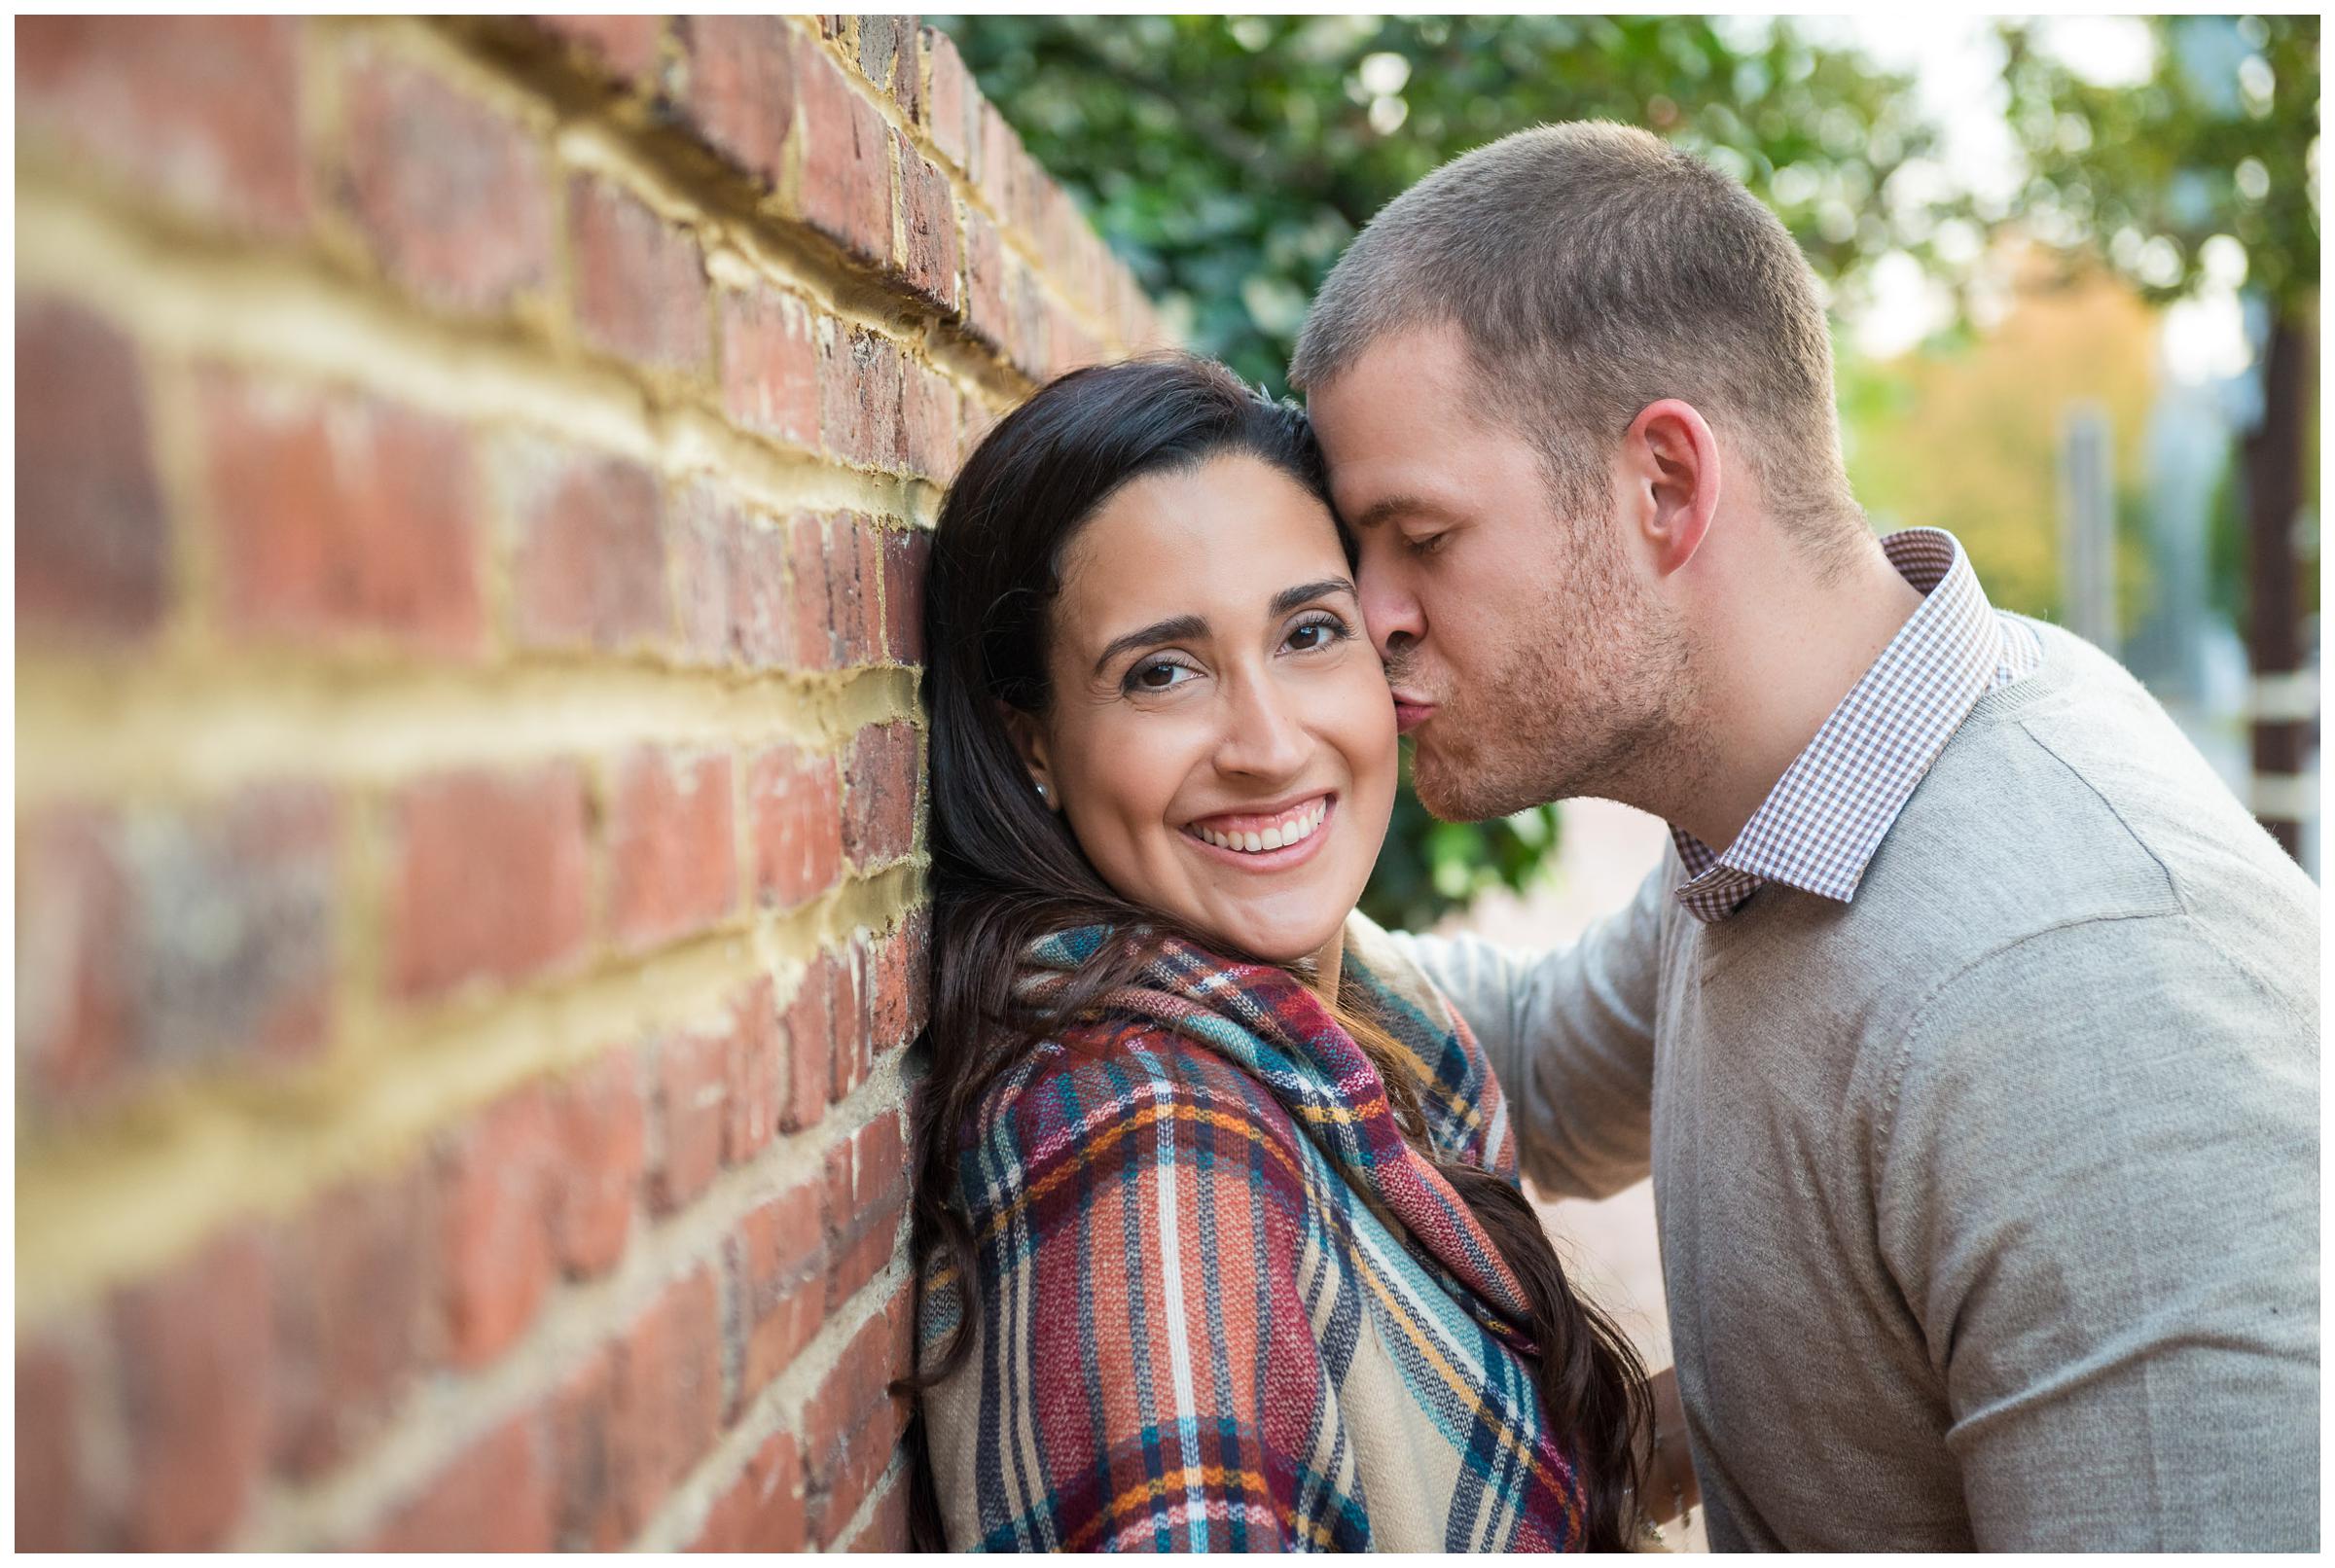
top-left (1284, 614), bottom-right (1351, 653)
top-left (1127, 659), bottom-right (1195, 693)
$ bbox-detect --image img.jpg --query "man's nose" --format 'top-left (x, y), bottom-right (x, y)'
top-left (1357, 562), bottom-right (1424, 666)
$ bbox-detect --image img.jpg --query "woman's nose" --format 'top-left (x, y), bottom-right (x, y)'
top-left (1213, 672), bottom-right (1311, 780)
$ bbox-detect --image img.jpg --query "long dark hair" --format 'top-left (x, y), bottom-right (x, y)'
top-left (894, 354), bottom-right (1649, 1550)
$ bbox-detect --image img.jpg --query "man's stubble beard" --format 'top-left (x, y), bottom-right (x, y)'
top-left (1409, 514), bottom-right (1711, 824)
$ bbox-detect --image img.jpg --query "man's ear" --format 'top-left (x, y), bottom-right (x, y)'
top-left (1621, 398), bottom-right (1720, 579)
top-left (999, 703), bottom-right (1060, 811)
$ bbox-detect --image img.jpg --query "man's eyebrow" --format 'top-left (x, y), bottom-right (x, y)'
top-left (1346, 493), bottom-right (1444, 531)
top-left (1270, 577), bottom-right (1357, 617)
top-left (1091, 614), bottom-right (1207, 678)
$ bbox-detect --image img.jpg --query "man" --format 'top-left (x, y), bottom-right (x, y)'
top-left (1292, 122), bottom-right (2318, 1550)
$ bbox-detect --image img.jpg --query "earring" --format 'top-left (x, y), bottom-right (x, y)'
top-left (1033, 780), bottom-right (1050, 804)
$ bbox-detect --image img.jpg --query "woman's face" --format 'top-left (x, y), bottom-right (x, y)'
top-left (1016, 453), bottom-right (1398, 964)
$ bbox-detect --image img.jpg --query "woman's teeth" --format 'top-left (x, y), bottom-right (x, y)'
top-left (1193, 800), bottom-right (1327, 854)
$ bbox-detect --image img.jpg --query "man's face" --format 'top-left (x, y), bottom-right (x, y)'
top-left (1307, 323), bottom-right (1689, 821)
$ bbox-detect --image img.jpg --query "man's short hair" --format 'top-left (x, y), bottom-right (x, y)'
top-left (1290, 121), bottom-right (1862, 546)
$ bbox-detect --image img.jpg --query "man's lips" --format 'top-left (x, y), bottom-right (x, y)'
top-left (1391, 693), bottom-right (1436, 734)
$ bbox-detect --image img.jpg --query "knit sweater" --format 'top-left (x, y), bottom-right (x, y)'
top-left (916, 925), bottom-right (1601, 1551)
top-left (1393, 621), bottom-right (2320, 1550)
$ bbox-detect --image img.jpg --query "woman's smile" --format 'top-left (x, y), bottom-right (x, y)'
top-left (1181, 792), bottom-right (1336, 868)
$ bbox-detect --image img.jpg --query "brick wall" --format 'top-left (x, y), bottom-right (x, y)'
top-left (15, 16), bottom-right (1163, 1550)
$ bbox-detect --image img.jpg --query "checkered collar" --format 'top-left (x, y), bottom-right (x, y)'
top-left (1669, 528), bottom-right (2034, 923)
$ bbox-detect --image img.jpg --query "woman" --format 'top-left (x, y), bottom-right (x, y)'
top-left (904, 355), bottom-right (1651, 1550)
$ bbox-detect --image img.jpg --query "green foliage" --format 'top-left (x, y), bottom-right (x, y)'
top-left (937, 15), bottom-right (1952, 924)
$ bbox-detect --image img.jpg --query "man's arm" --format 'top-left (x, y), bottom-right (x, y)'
top-left (1875, 916), bottom-right (2319, 1550)
top-left (1382, 857), bottom-right (1670, 1201)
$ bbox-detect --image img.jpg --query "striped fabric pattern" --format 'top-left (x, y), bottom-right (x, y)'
top-left (917, 919), bottom-right (1591, 1551)
top-left (1670, 527), bottom-right (2044, 922)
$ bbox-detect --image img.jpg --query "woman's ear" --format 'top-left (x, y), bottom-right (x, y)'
top-left (999, 703), bottom-right (1060, 811)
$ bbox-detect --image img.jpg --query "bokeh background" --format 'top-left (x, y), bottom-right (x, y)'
top-left (943, 18), bottom-right (2320, 1544)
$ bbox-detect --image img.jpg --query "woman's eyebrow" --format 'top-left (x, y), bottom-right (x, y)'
top-left (1270, 577), bottom-right (1357, 617)
top-left (1091, 614), bottom-right (1206, 678)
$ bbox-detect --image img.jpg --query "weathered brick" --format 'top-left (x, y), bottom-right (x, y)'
top-left (960, 207), bottom-right (1011, 357)
top-left (270, 1161), bottom-right (439, 1479)
top-left (669, 481), bottom-right (790, 670)
top-left (745, 742), bottom-right (844, 911)
top-left (16, 786), bottom-right (337, 1107)
top-left (203, 374), bottom-right (485, 656)
top-left (1008, 263), bottom-right (1055, 382)
top-left (803, 1283), bottom-right (915, 1548)
top-left (548, 1047), bottom-right (647, 1279)
top-left (826, 938), bottom-right (876, 1105)
top-left (341, 49), bottom-right (553, 316)
top-left (779, 955), bottom-right (834, 1135)
top-left (1049, 297), bottom-right (1103, 380)
top-left (789, 513), bottom-right (882, 670)
top-left (728, 1178), bottom-right (824, 1410)
top-left (895, 141), bottom-right (959, 313)
top-left (368, 1413), bottom-right (557, 1551)
top-left (846, 1467), bottom-right (912, 1553)
top-left (902, 364), bottom-right (961, 483)
top-left (111, 1228), bottom-right (273, 1550)
top-left (571, 173), bottom-right (710, 374)
top-left (856, 16), bottom-right (918, 121)
top-left (607, 1268), bottom-right (725, 1531)
top-left (868, 915), bottom-right (918, 1057)
top-left (607, 748), bottom-right (737, 952)
top-left (796, 48), bottom-right (891, 267)
top-left (692, 1428), bottom-right (807, 1551)
top-left (647, 1021), bottom-right (728, 1217)
top-left (540, 15), bottom-right (665, 87)
top-left (681, 16), bottom-right (796, 187)
top-left (818, 325), bottom-right (906, 472)
top-left (880, 526), bottom-right (931, 664)
top-left (718, 286), bottom-right (819, 448)
top-left (843, 721), bottom-right (919, 869)
top-left (548, 1345), bottom-right (625, 1550)
top-left (16, 300), bottom-right (171, 643)
top-left (387, 762), bottom-right (591, 1002)
top-left (977, 100), bottom-right (1031, 234)
top-left (920, 27), bottom-right (974, 172)
top-left (435, 1085), bottom-right (556, 1370)
top-left (823, 1107), bottom-right (907, 1307)
top-left (18, 17), bottom-right (306, 235)
top-left (17, 1335), bottom-right (87, 1550)
top-left (723, 975), bottom-right (783, 1166)
top-left (504, 440), bottom-right (669, 653)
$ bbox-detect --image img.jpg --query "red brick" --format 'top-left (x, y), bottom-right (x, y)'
top-left (728, 1178), bottom-right (825, 1410)
top-left (797, 48), bottom-right (892, 267)
top-left (17, 1336), bottom-right (86, 1550)
top-left (818, 326), bottom-right (907, 471)
top-left (789, 513), bottom-right (883, 670)
top-left (920, 27), bottom-right (974, 172)
top-left (719, 286), bottom-right (819, 448)
top-left (541, 15), bottom-right (665, 87)
top-left (880, 526), bottom-right (931, 663)
top-left (826, 939), bottom-right (876, 1105)
top-left (548, 1345), bottom-right (625, 1550)
top-left (745, 743), bottom-right (844, 911)
top-left (17, 300), bottom-right (170, 642)
top-left (111, 1229), bottom-right (273, 1550)
top-left (435, 1086), bottom-right (557, 1369)
top-left (961, 208), bottom-right (1011, 357)
top-left (843, 721), bottom-right (920, 869)
top-left (823, 1108), bottom-right (907, 1308)
top-left (387, 762), bottom-right (591, 1001)
top-left (648, 1021), bottom-right (729, 1216)
top-left (845, 1468), bottom-right (912, 1552)
top-left (607, 1269), bottom-right (725, 1532)
top-left (692, 1429), bottom-right (807, 1551)
top-left (271, 1161), bottom-right (439, 1479)
top-left (1008, 264), bottom-right (1055, 383)
top-left (18, 17), bottom-right (305, 235)
top-left (977, 101), bottom-right (1033, 232)
top-left (341, 49), bottom-right (553, 316)
top-left (669, 482), bottom-right (790, 670)
top-left (868, 917), bottom-right (916, 1058)
top-left (779, 957), bottom-right (834, 1135)
top-left (902, 365), bottom-right (961, 483)
top-left (607, 748), bottom-right (737, 952)
top-left (804, 1284), bottom-right (915, 1547)
top-left (724, 974), bottom-right (782, 1165)
top-left (505, 441), bottom-right (669, 653)
top-left (571, 173), bottom-right (710, 374)
top-left (16, 786), bottom-right (337, 1108)
top-left (548, 1048), bottom-right (647, 1278)
top-left (369, 1413), bottom-right (556, 1551)
top-left (202, 373), bottom-right (485, 657)
top-left (856, 16), bottom-right (919, 122)
top-left (681, 16), bottom-right (796, 187)
top-left (1049, 298), bottom-right (1103, 381)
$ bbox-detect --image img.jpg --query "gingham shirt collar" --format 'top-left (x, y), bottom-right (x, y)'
top-left (1670, 528), bottom-right (2040, 923)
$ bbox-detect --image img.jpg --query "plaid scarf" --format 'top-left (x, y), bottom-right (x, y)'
top-left (917, 916), bottom-right (1592, 1551)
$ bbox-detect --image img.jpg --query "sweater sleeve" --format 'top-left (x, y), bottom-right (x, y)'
top-left (933, 1039), bottom-right (1360, 1552)
top-left (1873, 914), bottom-right (2319, 1550)
top-left (1380, 858), bottom-right (1669, 1201)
